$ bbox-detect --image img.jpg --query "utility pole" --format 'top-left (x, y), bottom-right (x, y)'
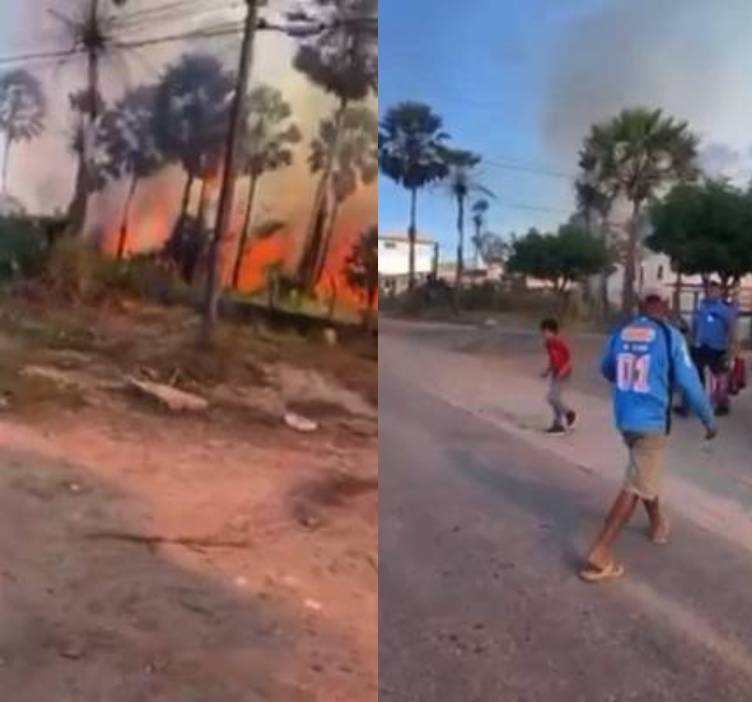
top-left (60, 0), bottom-right (104, 236)
top-left (202, 0), bottom-right (259, 343)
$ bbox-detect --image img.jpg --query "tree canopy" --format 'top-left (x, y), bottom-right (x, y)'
top-left (378, 101), bottom-right (450, 192)
top-left (648, 180), bottom-right (752, 287)
top-left (292, 0), bottom-right (377, 103)
top-left (578, 107), bottom-right (699, 312)
top-left (507, 224), bottom-right (610, 292)
top-left (0, 69), bottom-right (46, 145)
top-left (155, 54), bottom-right (235, 180)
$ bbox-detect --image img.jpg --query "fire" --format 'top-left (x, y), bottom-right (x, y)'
top-left (93, 179), bottom-right (373, 313)
top-left (313, 219), bottom-right (367, 308)
top-left (227, 228), bottom-right (294, 291)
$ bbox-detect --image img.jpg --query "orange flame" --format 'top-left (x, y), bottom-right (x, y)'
top-left (96, 182), bottom-right (373, 312)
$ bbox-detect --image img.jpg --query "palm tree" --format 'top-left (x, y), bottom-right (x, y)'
top-left (155, 54), bottom-right (234, 273)
top-left (95, 85), bottom-right (162, 258)
top-left (308, 106), bottom-right (377, 286)
top-left (584, 108), bottom-right (698, 313)
top-left (470, 198), bottom-right (490, 269)
top-left (378, 101), bottom-right (450, 289)
top-left (232, 85), bottom-right (301, 290)
top-left (443, 149), bottom-right (493, 306)
top-left (0, 70), bottom-right (46, 197)
top-left (292, 0), bottom-right (378, 289)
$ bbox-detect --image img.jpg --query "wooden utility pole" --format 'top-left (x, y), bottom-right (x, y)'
top-left (202, 0), bottom-right (259, 343)
top-left (60, 0), bottom-right (103, 237)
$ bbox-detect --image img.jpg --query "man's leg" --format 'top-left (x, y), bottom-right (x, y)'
top-left (643, 498), bottom-right (669, 543)
top-left (584, 490), bottom-right (639, 571)
top-left (583, 432), bottom-right (666, 576)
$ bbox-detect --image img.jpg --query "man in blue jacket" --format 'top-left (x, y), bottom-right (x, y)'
top-left (580, 289), bottom-right (717, 583)
top-left (690, 281), bottom-right (737, 415)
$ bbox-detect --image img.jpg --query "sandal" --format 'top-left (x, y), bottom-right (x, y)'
top-left (579, 560), bottom-right (625, 583)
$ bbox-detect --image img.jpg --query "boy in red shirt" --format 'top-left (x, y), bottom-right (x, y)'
top-left (540, 318), bottom-right (577, 435)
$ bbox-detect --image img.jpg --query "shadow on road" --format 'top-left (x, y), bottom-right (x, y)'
top-left (0, 445), bottom-right (311, 702)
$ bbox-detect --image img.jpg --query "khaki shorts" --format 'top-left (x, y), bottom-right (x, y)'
top-left (622, 432), bottom-right (668, 501)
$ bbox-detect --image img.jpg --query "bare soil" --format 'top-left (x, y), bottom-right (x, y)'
top-left (0, 295), bottom-right (377, 701)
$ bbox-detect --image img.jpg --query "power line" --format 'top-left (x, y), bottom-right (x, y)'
top-left (0, 46), bottom-right (78, 68)
top-left (113, 0), bottom-right (243, 33)
top-left (484, 158), bottom-right (577, 182)
top-left (0, 12), bottom-right (377, 68)
top-left (504, 202), bottom-right (572, 215)
top-left (116, 21), bottom-right (243, 50)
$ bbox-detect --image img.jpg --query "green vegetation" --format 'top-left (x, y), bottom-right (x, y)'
top-left (507, 225), bottom-right (610, 294)
top-left (648, 180), bottom-right (752, 290)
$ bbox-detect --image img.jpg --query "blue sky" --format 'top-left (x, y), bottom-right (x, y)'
top-left (378, 0), bottom-right (752, 259)
top-left (378, 0), bottom-right (609, 256)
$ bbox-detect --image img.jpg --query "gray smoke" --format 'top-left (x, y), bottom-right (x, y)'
top-left (542, 0), bottom-right (752, 175)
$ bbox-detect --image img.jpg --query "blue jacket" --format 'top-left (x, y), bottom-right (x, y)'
top-left (601, 315), bottom-right (714, 433)
top-left (693, 299), bottom-right (736, 351)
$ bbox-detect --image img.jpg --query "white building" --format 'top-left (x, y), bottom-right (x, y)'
top-left (606, 251), bottom-right (752, 317)
top-left (378, 232), bottom-right (436, 294)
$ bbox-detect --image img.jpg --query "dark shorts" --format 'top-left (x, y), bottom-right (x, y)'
top-left (691, 346), bottom-right (727, 375)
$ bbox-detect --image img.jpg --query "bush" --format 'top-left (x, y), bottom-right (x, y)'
top-left (460, 282), bottom-right (502, 310)
top-left (0, 217), bottom-right (51, 280)
top-left (111, 254), bottom-right (189, 304)
top-left (45, 236), bottom-right (114, 301)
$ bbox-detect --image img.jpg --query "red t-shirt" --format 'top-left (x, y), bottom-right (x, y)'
top-left (545, 336), bottom-right (572, 378)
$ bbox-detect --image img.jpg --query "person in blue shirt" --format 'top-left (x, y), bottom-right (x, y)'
top-left (689, 281), bottom-right (737, 415)
top-left (580, 289), bottom-right (717, 583)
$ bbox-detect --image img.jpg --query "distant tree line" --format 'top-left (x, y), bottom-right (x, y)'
top-left (378, 98), bottom-right (752, 318)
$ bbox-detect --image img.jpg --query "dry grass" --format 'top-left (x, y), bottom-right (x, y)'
top-left (0, 292), bottom-right (377, 415)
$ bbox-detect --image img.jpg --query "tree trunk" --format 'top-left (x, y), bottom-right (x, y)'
top-left (622, 199), bottom-right (642, 315)
top-left (116, 176), bottom-right (138, 260)
top-left (231, 173), bottom-right (259, 290)
top-left (473, 220), bottom-right (482, 273)
top-left (66, 40), bottom-right (100, 238)
top-left (453, 194), bottom-right (465, 311)
top-left (408, 188), bottom-right (418, 290)
top-left (1, 136), bottom-right (10, 196)
top-left (597, 203), bottom-right (614, 323)
top-left (186, 178), bottom-right (210, 284)
top-left (313, 200), bottom-right (341, 287)
top-left (673, 270), bottom-right (683, 315)
top-left (196, 179), bottom-right (209, 232)
top-left (178, 172), bottom-right (195, 224)
top-left (364, 283), bottom-right (377, 332)
top-left (297, 98), bottom-right (348, 290)
top-left (202, 0), bottom-right (259, 346)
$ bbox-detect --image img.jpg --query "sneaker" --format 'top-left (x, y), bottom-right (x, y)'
top-left (715, 404), bottom-right (730, 417)
top-left (545, 424), bottom-right (567, 437)
top-left (565, 410), bottom-right (578, 429)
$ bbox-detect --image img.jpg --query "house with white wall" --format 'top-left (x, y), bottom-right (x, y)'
top-left (378, 232), bottom-right (436, 294)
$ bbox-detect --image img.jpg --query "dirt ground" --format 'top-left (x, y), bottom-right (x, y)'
top-left (0, 295), bottom-right (377, 701)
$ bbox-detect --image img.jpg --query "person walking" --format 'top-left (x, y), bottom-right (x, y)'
top-left (689, 281), bottom-right (737, 416)
top-left (580, 289), bottom-right (716, 583)
top-left (540, 318), bottom-right (577, 436)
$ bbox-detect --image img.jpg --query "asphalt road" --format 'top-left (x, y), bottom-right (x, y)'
top-left (380, 324), bottom-right (752, 702)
